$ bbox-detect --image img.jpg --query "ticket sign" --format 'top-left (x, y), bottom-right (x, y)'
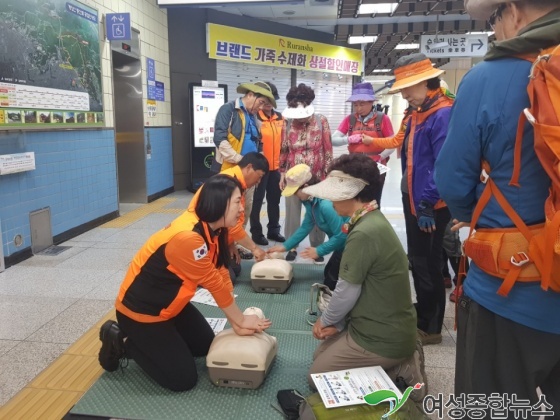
top-left (420, 34), bottom-right (488, 58)
top-left (207, 23), bottom-right (363, 75)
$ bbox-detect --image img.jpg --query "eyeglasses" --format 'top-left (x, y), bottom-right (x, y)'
top-left (488, 3), bottom-right (506, 29)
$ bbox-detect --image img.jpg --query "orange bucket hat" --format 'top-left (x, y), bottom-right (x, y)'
top-left (388, 53), bottom-right (445, 93)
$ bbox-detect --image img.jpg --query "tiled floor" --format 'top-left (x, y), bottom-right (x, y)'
top-left (0, 154), bottom-right (457, 416)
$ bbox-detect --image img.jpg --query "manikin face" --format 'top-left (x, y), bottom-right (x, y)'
top-left (400, 81), bottom-right (429, 109)
top-left (223, 187), bottom-right (243, 228)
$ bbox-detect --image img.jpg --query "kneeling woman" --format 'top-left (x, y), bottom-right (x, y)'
top-left (303, 154), bottom-right (426, 401)
top-left (98, 175), bottom-right (272, 391)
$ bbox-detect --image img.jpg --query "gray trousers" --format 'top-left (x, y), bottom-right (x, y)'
top-left (456, 294), bottom-right (560, 410)
top-left (242, 186), bottom-right (255, 229)
top-left (284, 195), bottom-right (325, 249)
top-left (308, 331), bottom-right (427, 402)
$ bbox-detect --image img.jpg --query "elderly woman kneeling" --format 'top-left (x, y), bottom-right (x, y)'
top-left (304, 154), bottom-right (427, 402)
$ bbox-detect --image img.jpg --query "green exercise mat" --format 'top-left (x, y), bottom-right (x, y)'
top-left (70, 262), bottom-right (325, 420)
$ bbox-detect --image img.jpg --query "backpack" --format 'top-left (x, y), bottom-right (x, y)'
top-left (463, 45), bottom-right (560, 296)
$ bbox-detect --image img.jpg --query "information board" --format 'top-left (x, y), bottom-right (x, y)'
top-left (192, 85), bottom-right (226, 148)
top-left (0, 0), bottom-right (103, 128)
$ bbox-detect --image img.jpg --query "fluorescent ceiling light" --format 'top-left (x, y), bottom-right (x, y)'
top-left (370, 79), bottom-right (390, 84)
top-left (157, 0), bottom-right (303, 4)
top-left (468, 31), bottom-right (494, 35)
top-left (373, 69), bottom-right (391, 72)
top-left (395, 43), bottom-right (419, 50)
top-left (358, 2), bottom-right (398, 15)
top-left (348, 35), bottom-right (378, 44)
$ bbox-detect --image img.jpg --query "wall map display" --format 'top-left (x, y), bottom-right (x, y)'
top-left (0, 0), bottom-right (104, 128)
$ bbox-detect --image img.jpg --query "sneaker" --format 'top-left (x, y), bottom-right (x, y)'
top-left (237, 246), bottom-right (254, 260)
top-left (444, 276), bottom-right (453, 289)
top-left (252, 235), bottom-right (268, 246)
top-left (313, 256), bottom-right (325, 265)
top-left (286, 250), bottom-right (297, 261)
top-left (267, 233), bottom-right (286, 243)
top-left (99, 320), bottom-right (126, 372)
top-left (417, 329), bottom-right (442, 346)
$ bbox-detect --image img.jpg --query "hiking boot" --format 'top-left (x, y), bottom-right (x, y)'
top-left (252, 235), bottom-right (268, 246)
top-left (99, 320), bottom-right (126, 372)
top-left (267, 233), bottom-right (286, 243)
top-left (444, 276), bottom-right (453, 289)
top-left (386, 338), bottom-right (428, 404)
top-left (286, 250), bottom-right (297, 261)
top-left (237, 246), bottom-right (254, 260)
top-left (417, 329), bottom-right (442, 346)
top-left (313, 256), bottom-right (325, 265)
top-left (409, 338), bottom-right (428, 402)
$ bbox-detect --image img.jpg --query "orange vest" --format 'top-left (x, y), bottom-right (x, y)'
top-left (258, 110), bottom-right (283, 170)
top-left (348, 113), bottom-right (387, 162)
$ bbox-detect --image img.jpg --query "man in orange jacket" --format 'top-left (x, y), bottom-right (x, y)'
top-left (184, 152), bottom-right (269, 278)
top-left (250, 82), bottom-right (286, 246)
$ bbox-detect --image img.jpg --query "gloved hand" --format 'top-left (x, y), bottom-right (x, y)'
top-left (417, 200), bottom-right (436, 232)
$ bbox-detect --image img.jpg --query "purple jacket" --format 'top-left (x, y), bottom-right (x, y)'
top-left (401, 97), bottom-right (452, 213)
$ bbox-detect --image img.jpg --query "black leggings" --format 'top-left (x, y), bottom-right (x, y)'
top-left (116, 303), bottom-right (215, 391)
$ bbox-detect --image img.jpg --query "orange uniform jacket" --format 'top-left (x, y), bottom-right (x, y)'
top-left (257, 110), bottom-right (283, 171)
top-left (184, 165), bottom-right (247, 244)
top-left (115, 211), bottom-right (234, 323)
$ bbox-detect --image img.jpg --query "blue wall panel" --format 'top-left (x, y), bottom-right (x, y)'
top-left (0, 130), bottom-right (118, 257)
top-left (145, 127), bottom-right (173, 197)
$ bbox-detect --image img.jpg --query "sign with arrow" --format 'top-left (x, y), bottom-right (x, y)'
top-left (106, 13), bottom-right (131, 41)
top-left (420, 34), bottom-right (488, 58)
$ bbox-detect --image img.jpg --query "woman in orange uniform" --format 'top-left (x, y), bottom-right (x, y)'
top-left (98, 175), bottom-right (272, 391)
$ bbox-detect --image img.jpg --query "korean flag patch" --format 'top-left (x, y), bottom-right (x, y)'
top-left (193, 243), bottom-right (208, 261)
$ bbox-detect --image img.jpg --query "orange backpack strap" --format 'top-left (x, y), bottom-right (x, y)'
top-left (464, 161), bottom-right (541, 296)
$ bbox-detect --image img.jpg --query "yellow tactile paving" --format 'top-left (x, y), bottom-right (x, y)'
top-left (29, 354), bottom-right (102, 392)
top-left (154, 208), bottom-right (184, 214)
top-left (0, 385), bottom-right (85, 420)
top-left (0, 311), bottom-right (114, 419)
top-left (100, 197), bottom-right (176, 228)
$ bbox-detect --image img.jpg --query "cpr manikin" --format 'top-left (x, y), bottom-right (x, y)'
top-left (206, 307), bottom-right (278, 389)
top-left (251, 258), bottom-right (294, 293)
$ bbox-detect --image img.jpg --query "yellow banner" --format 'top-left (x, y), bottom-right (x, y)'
top-left (207, 23), bottom-right (363, 76)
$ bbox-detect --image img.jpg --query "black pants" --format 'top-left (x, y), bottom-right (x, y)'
top-left (323, 250), bottom-right (343, 291)
top-left (402, 193), bottom-right (450, 334)
top-left (456, 295), bottom-right (560, 412)
top-left (116, 303), bottom-right (215, 391)
top-left (250, 169), bottom-right (282, 237)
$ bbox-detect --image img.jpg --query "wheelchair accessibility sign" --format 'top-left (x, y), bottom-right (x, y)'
top-left (106, 13), bottom-right (131, 41)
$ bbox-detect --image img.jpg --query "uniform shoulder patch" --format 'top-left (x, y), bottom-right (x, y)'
top-left (192, 243), bottom-right (208, 261)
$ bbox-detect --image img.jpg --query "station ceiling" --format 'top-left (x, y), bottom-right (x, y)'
top-left (207, 0), bottom-right (492, 75)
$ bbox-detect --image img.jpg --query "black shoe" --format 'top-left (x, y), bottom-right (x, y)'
top-left (286, 250), bottom-right (297, 261)
top-left (252, 235), bottom-right (269, 246)
top-left (99, 320), bottom-right (126, 372)
top-left (267, 233), bottom-right (286, 243)
top-left (238, 246), bottom-right (254, 260)
top-left (313, 256), bottom-right (325, 265)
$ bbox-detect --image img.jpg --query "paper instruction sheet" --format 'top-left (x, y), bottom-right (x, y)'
top-left (205, 318), bottom-right (228, 335)
top-left (311, 366), bottom-right (401, 408)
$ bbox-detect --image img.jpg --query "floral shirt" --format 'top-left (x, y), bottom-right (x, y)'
top-left (279, 114), bottom-right (333, 181)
